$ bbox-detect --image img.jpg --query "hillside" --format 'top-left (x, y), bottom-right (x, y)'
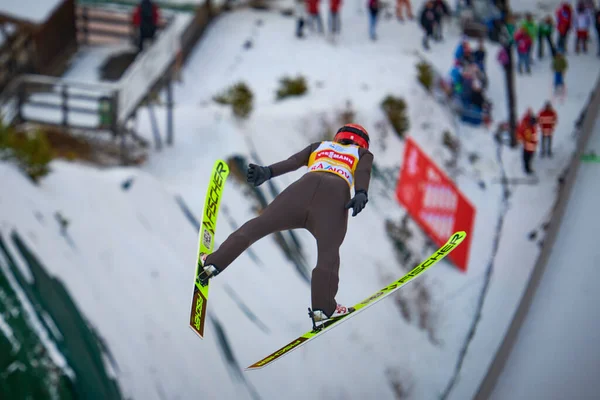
top-left (1, 1), bottom-right (599, 400)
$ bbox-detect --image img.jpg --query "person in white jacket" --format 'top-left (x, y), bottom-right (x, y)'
top-left (574, 2), bottom-right (593, 53)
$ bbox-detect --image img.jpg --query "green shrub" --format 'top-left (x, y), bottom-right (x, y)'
top-left (226, 154), bottom-right (249, 184)
top-left (0, 122), bottom-right (54, 183)
top-left (416, 61), bottom-right (434, 92)
top-left (276, 75), bottom-right (308, 100)
top-left (381, 95), bottom-right (410, 138)
top-left (213, 82), bottom-right (254, 119)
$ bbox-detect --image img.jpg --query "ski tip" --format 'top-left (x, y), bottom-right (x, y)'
top-left (188, 325), bottom-right (205, 340)
top-left (245, 365), bottom-right (263, 372)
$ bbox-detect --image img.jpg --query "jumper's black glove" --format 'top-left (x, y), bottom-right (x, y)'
top-left (247, 163), bottom-right (272, 187)
top-left (345, 189), bottom-right (368, 217)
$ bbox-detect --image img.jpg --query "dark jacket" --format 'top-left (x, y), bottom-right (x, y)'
top-left (473, 48), bottom-right (486, 72)
top-left (133, 0), bottom-right (160, 37)
top-left (420, 6), bottom-right (437, 31)
top-left (433, 0), bottom-right (450, 22)
top-left (470, 90), bottom-right (485, 109)
top-left (368, 0), bottom-right (379, 14)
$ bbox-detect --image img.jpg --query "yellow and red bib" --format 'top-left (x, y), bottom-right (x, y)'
top-left (307, 141), bottom-right (360, 187)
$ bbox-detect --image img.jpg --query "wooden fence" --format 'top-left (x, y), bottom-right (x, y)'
top-left (1, 74), bottom-right (119, 133)
top-left (0, 29), bottom-right (36, 93)
top-left (76, 5), bottom-right (170, 46)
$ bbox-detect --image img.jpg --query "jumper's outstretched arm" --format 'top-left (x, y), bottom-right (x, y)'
top-left (268, 143), bottom-right (318, 177)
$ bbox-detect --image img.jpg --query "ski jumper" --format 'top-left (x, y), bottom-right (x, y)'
top-left (204, 141), bottom-right (374, 317)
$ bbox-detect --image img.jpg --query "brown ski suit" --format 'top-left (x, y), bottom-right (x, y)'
top-left (205, 141), bottom-right (374, 317)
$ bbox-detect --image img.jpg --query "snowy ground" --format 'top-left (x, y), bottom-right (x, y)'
top-left (2, 0), bottom-right (600, 399)
top-left (489, 109), bottom-right (600, 400)
top-left (0, 0), bottom-right (62, 24)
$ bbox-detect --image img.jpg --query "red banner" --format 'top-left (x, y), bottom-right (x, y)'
top-left (396, 137), bottom-right (475, 272)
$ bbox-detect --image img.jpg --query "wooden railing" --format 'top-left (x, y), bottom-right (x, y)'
top-left (0, 30), bottom-right (36, 93)
top-left (0, 75), bottom-right (119, 133)
top-left (76, 5), bottom-right (170, 45)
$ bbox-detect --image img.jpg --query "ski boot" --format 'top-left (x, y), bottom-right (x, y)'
top-left (197, 253), bottom-right (220, 286)
top-left (308, 304), bottom-right (354, 331)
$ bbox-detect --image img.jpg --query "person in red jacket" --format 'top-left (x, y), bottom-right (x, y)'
top-left (537, 101), bottom-right (558, 158)
top-left (555, 1), bottom-right (573, 53)
top-left (329, 0), bottom-right (342, 35)
top-left (307, 0), bottom-right (324, 33)
top-left (132, 0), bottom-right (160, 52)
top-left (515, 27), bottom-right (533, 74)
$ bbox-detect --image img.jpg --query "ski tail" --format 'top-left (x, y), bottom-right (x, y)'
top-left (246, 231), bottom-right (467, 370)
top-left (189, 159), bottom-right (230, 339)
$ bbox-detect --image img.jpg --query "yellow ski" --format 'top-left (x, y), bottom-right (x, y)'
top-left (246, 231), bottom-right (467, 370)
top-left (189, 159), bottom-right (230, 339)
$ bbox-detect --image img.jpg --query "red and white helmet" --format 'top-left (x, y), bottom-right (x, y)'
top-left (333, 123), bottom-right (370, 150)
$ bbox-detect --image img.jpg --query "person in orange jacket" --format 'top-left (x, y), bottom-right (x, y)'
top-left (537, 101), bottom-right (558, 158)
top-left (518, 109), bottom-right (539, 174)
top-left (517, 108), bottom-right (534, 140)
top-left (132, 0), bottom-right (160, 52)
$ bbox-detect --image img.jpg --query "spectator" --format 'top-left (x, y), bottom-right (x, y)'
top-left (471, 79), bottom-right (491, 125)
top-left (295, 0), bottom-right (307, 38)
top-left (574, 2), bottom-right (592, 53)
top-left (307, 0), bottom-right (324, 33)
top-left (514, 27), bottom-right (533, 74)
top-left (132, 0), bottom-right (160, 53)
top-left (420, 1), bottom-right (437, 49)
top-left (454, 36), bottom-right (471, 64)
top-left (432, 0), bottom-right (450, 41)
top-left (470, 80), bottom-right (484, 108)
top-left (329, 0), bottom-right (342, 36)
top-left (520, 13), bottom-right (537, 64)
top-left (555, 1), bottom-right (573, 53)
top-left (460, 79), bottom-right (491, 126)
top-left (596, 8), bottom-right (600, 56)
top-left (368, 0), bottom-right (380, 40)
top-left (473, 38), bottom-right (486, 73)
top-left (518, 109), bottom-right (539, 175)
top-left (497, 46), bottom-right (510, 69)
top-left (538, 15), bottom-right (556, 58)
top-left (396, 0), bottom-right (414, 21)
top-left (505, 13), bottom-right (517, 39)
top-left (552, 50), bottom-right (568, 97)
top-left (449, 60), bottom-right (465, 96)
top-left (463, 62), bottom-right (486, 89)
top-left (537, 101), bottom-right (558, 158)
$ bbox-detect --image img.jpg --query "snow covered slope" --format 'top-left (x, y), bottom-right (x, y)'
top-left (2, 1), bottom-right (599, 400)
top-left (489, 106), bottom-right (600, 400)
top-left (0, 161), bottom-right (253, 400)
top-left (0, 0), bottom-right (63, 24)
